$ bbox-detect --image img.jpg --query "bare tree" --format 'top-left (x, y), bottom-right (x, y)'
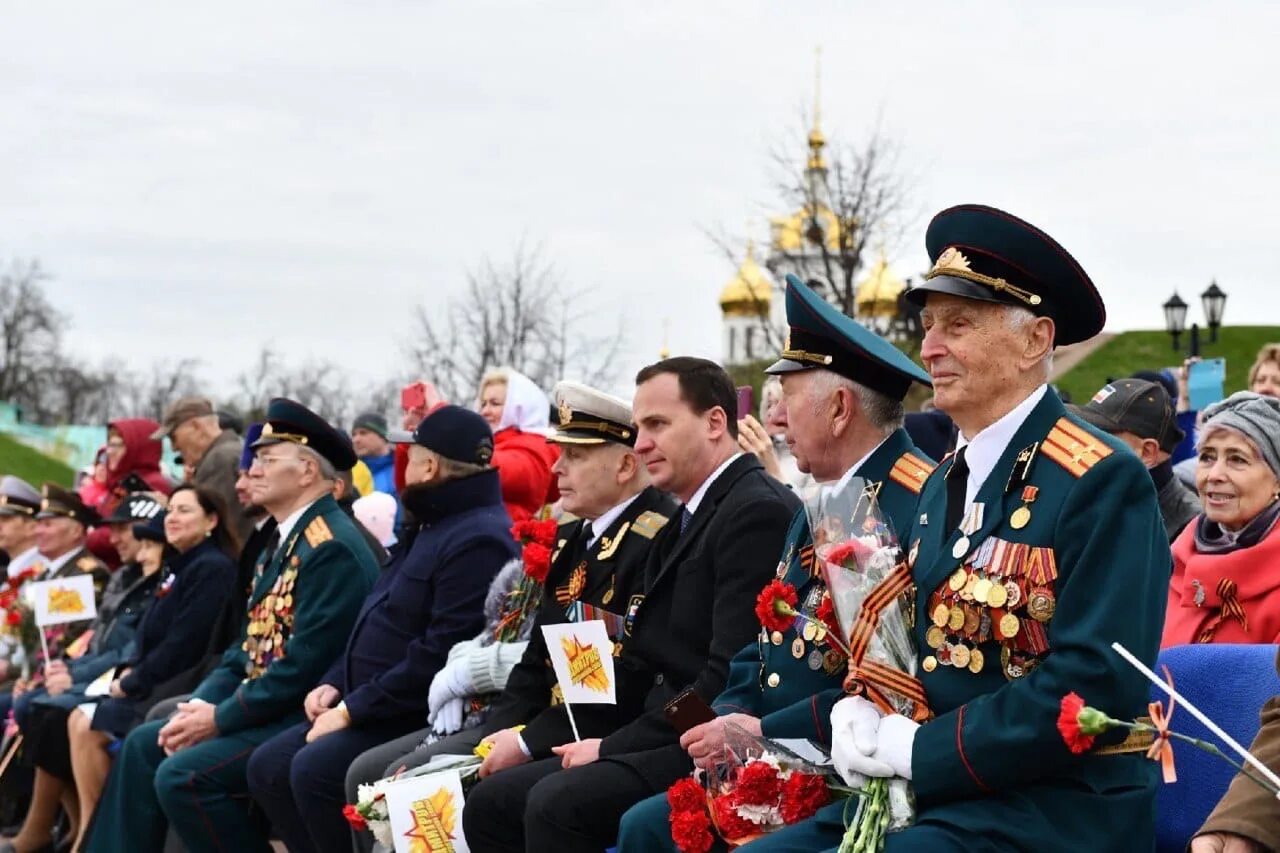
top-left (406, 242), bottom-right (625, 402)
top-left (0, 260), bottom-right (64, 414)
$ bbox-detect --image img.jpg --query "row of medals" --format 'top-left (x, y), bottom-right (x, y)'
top-left (921, 543), bottom-right (1054, 677)
top-left (768, 587), bottom-right (844, 678)
top-left (245, 562), bottom-right (299, 667)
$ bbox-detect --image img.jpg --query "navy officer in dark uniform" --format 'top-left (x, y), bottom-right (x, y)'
top-left (246, 405), bottom-right (518, 853)
top-left (827, 205), bottom-right (1170, 852)
top-left (86, 398), bottom-right (381, 853)
top-left (617, 274), bottom-right (936, 851)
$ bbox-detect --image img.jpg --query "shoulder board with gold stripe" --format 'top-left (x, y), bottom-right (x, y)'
top-left (1041, 417), bottom-right (1114, 478)
top-left (630, 510), bottom-right (671, 540)
top-left (75, 555), bottom-right (101, 572)
top-left (303, 516), bottom-right (334, 548)
top-left (888, 452), bottom-right (936, 495)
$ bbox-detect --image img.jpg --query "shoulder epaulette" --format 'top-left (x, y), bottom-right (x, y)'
top-left (75, 555), bottom-right (101, 572)
top-left (630, 510), bottom-right (671, 540)
top-left (1041, 417), bottom-right (1113, 478)
top-left (303, 516), bottom-right (334, 548)
top-left (889, 452), bottom-right (936, 495)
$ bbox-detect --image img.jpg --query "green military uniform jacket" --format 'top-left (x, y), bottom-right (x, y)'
top-left (904, 390), bottom-right (1170, 851)
top-left (484, 486), bottom-right (676, 757)
top-left (712, 428), bottom-right (935, 744)
top-left (192, 495), bottom-right (379, 734)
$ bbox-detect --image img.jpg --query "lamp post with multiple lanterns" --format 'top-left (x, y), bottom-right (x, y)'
top-left (1163, 280), bottom-right (1228, 357)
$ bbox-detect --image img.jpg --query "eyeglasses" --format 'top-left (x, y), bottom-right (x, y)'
top-left (249, 455), bottom-right (300, 471)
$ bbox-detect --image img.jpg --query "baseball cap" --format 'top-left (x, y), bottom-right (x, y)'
top-left (1074, 379), bottom-right (1184, 453)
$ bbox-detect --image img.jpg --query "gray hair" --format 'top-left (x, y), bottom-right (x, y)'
top-left (1198, 391), bottom-right (1280, 481)
top-left (298, 445), bottom-right (338, 482)
top-left (424, 447), bottom-right (491, 482)
top-left (808, 370), bottom-right (904, 433)
top-left (1003, 304), bottom-right (1054, 376)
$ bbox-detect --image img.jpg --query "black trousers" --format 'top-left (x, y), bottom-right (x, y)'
top-left (462, 756), bottom-right (654, 853)
top-left (25, 704), bottom-right (73, 781)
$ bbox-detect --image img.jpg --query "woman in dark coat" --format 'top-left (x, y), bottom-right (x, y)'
top-left (0, 485), bottom-right (238, 853)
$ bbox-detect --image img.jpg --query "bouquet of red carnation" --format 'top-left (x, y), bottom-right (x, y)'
top-left (0, 568), bottom-right (43, 670)
top-left (666, 723), bottom-right (835, 852)
top-left (493, 516), bottom-right (560, 643)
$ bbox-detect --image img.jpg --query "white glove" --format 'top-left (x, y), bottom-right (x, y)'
top-left (427, 657), bottom-right (474, 720)
top-left (431, 697), bottom-right (465, 735)
top-left (830, 695), bottom-right (890, 783)
top-left (833, 711), bottom-right (919, 782)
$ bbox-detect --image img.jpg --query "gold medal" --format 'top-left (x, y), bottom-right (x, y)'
top-left (948, 569), bottom-right (967, 592)
top-left (986, 582), bottom-right (1008, 608)
top-left (968, 647), bottom-right (985, 674)
top-left (814, 626), bottom-right (827, 643)
top-left (770, 630), bottom-right (784, 646)
top-left (925, 625), bottom-right (946, 649)
top-left (963, 606), bottom-right (981, 636)
top-left (952, 536), bottom-right (970, 560)
top-left (972, 578), bottom-right (993, 605)
top-left (922, 655), bottom-right (938, 673)
top-left (1028, 588), bottom-right (1056, 622)
top-left (961, 574), bottom-right (978, 602)
top-left (932, 603), bottom-right (950, 627)
top-left (1010, 506), bottom-right (1031, 529)
top-left (951, 643), bottom-right (971, 669)
top-left (792, 637), bottom-right (806, 659)
top-left (802, 622), bottom-right (817, 642)
top-left (602, 588), bottom-right (614, 605)
top-left (999, 612), bottom-right (1021, 638)
top-left (947, 605), bottom-right (966, 631)
top-left (1004, 581), bottom-right (1022, 608)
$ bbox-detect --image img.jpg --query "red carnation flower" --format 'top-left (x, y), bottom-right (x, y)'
top-left (341, 803), bottom-right (367, 832)
top-left (1057, 692), bottom-right (1101, 754)
top-left (815, 594), bottom-right (840, 640)
top-left (5, 610), bottom-right (20, 627)
top-left (779, 771), bottom-right (829, 824)
top-left (530, 518), bottom-right (559, 546)
top-left (711, 793), bottom-right (758, 841)
top-left (522, 542), bottom-right (553, 583)
top-left (666, 777), bottom-right (705, 814)
top-left (735, 760), bottom-right (782, 807)
top-left (755, 580), bottom-right (798, 634)
top-left (670, 807), bottom-right (714, 853)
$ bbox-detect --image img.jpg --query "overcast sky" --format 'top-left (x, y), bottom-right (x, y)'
top-left (5, 1), bottom-right (1277, 402)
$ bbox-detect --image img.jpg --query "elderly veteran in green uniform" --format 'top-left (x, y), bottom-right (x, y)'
top-left (85, 398), bottom-right (380, 853)
top-left (822, 205), bottom-right (1170, 852)
top-left (616, 275), bottom-right (935, 852)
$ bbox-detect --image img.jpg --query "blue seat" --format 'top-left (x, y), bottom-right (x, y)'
top-left (1153, 643), bottom-right (1279, 853)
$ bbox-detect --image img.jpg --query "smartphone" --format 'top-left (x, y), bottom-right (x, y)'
top-left (736, 386), bottom-right (754, 421)
top-left (400, 383), bottom-right (428, 413)
top-left (664, 687), bottom-right (717, 734)
top-left (120, 472), bottom-right (151, 493)
top-left (1188, 358), bottom-right (1226, 412)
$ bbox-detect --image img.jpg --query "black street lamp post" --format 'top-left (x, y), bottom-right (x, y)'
top-left (1163, 292), bottom-right (1188, 352)
top-left (1163, 283), bottom-right (1227, 356)
top-left (1201, 280), bottom-right (1228, 343)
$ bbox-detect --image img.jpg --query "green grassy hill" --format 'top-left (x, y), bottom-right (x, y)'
top-left (1055, 326), bottom-right (1280, 403)
top-left (0, 433), bottom-right (76, 488)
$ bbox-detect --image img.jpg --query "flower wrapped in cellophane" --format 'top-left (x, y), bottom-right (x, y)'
top-left (806, 475), bottom-right (930, 851)
top-left (665, 723), bottom-right (834, 852)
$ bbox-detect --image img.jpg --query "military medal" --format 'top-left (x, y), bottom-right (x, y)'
top-left (814, 626), bottom-right (827, 643)
top-left (802, 622), bottom-right (817, 642)
top-left (1004, 580), bottom-right (1022, 608)
top-left (932, 603), bottom-right (950, 627)
top-left (986, 581), bottom-right (1008, 608)
top-left (822, 649), bottom-right (844, 674)
top-left (791, 637), bottom-right (806, 659)
top-left (948, 569), bottom-right (967, 592)
top-left (925, 625), bottom-right (945, 649)
top-left (767, 673), bottom-right (781, 688)
top-left (947, 605), bottom-right (965, 631)
top-left (952, 536), bottom-right (970, 560)
top-left (1027, 586), bottom-right (1056, 622)
top-left (808, 650), bottom-right (824, 670)
top-left (770, 630), bottom-right (784, 646)
top-left (968, 647), bottom-right (985, 674)
top-left (999, 612), bottom-right (1021, 638)
top-left (951, 643), bottom-right (971, 669)
top-left (963, 606), bottom-right (981, 636)
top-left (1010, 485), bottom-right (1039, 530)
top-left (922, 655), bottom-right (938, 672)
top-left (972, 578), bottom-right (993, 605)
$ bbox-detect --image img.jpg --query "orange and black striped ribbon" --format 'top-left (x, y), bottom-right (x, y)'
top-left (842, 561), bottom-right (932, 720)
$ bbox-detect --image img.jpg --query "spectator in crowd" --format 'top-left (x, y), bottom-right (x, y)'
top-left (477, 367), bottom-right (560, 522)
top-left (75, 449), bottom-right (110, 513)
top-left (1163, 391), bottom-right (1280, 646)
top-left (462, 357), bottom-right (798, 853)
top-left (31, 484), bottom-right (109, 601)
top-left (10, 486), bottom-right (238, 853)
top-left (247, 405), bottom-right (517, 853)
top-left (735, 375), bottom-right (812, 492)
top-left (351, 413), bottom-right (396, 497)
top-left (393, 380), bottom-right (446, 493)
top-left (352, 491), bottom-right (397, 549)
top-left (1248, 343), bottom-right (1280, 399)
top-left (333, 468), bottom-right (387, 565)
top-left (1190, 650), bottom-right (1280, 853)
top-left (215, 422), bottom-right (279, 654)
top-left (152, 396), bottom-right (250, 541)
top-left (86, 398), bottom-right (379, 853)
top-left (0, 477), bottom-right (41, 579)
top-left (1074, 378), bottom-right (1202, 541)
top-left (85, 417), bottom-right (173, 566)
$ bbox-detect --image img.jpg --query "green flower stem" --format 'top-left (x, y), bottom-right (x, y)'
top-left (778, 604), bottom-right (850, 656)
top-left (1108, 719), bottom-right (1280, 797)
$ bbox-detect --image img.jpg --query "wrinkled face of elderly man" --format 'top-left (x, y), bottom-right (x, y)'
top-left (918, 293), bottom-right (1055, 432)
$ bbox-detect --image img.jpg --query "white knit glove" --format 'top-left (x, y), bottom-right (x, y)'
top-left (431, 697), bottom-right (465, 736)
top-left (427, 658), bottom-right (474, 723)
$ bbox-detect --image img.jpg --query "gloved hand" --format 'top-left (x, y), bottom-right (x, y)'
top-left (432, 697), bottom-right (465, 735)
top-left (831, 696), bottom-right (891, 783)
top-left (427, 657), bottom-right (475, 720)
top-left (832, 706), bottom-right (919, 782)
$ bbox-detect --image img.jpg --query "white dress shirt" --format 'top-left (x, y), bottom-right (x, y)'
top-left (684, 452), bottom-right (744, 517)
top-left (585, 492), bottom-right (642, 549)
top-left (954, 385), bottom-right (1048, 513)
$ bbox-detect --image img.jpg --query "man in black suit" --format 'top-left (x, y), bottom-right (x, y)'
top-left (463, 357), bottom-right (799, 853)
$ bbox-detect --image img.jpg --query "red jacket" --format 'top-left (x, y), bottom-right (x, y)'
top-left (492, 428), bottom-right (559, 523)
top-left (86, 418), bottom-right (174, 566)
top-left (1162, 519), bottom-right (1280, 646)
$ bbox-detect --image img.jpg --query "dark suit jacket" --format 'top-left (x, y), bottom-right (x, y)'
top-left (597, 454), bottom-right (799, 787)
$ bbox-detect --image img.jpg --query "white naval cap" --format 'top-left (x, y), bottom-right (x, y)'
top-left (550, 381), bottom-right (636, 446)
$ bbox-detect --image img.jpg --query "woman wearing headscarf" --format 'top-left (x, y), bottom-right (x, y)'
top-left (85, 418), bottom-right (175, 566)
top-left (477, 368), bottom-right (559, 522)
top-left (1162, 392), bottom-right (1280, 646)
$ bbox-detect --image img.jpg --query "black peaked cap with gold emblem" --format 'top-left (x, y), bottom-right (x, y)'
top-left (37, 483), bottom-right (101, 527)
top-left (251, 397), bottom-right (358, 471)
top-left (907, 204), bottom-right (1105, 346)
top-left (550, 381), bottom-right (636, 447)
top-left (0, 476), bottom-right (41, 517)
top-left (766, 274), bottom-right (932, 400)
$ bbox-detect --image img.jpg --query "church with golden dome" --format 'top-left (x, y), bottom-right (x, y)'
top-left (717, 101), bottom-right (909, 367)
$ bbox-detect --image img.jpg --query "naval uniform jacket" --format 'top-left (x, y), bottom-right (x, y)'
top-left (904, 390), bottom-right (1171, 851)
top-left (597, 455), bottom-right (800, 788)
top-left (191, 496), bottom-right (379, 735)
top-left (482, 485), bottom-right (677, 757)
top-left (713, 428), bottom-right (934, 745)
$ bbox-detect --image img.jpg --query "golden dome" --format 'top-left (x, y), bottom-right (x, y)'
top-left (770, 204), bottom-right (842, 254)
top-left (719, 244), bottom-right (774, 317)
top-left (855, 252), bottom-right (906, 318)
